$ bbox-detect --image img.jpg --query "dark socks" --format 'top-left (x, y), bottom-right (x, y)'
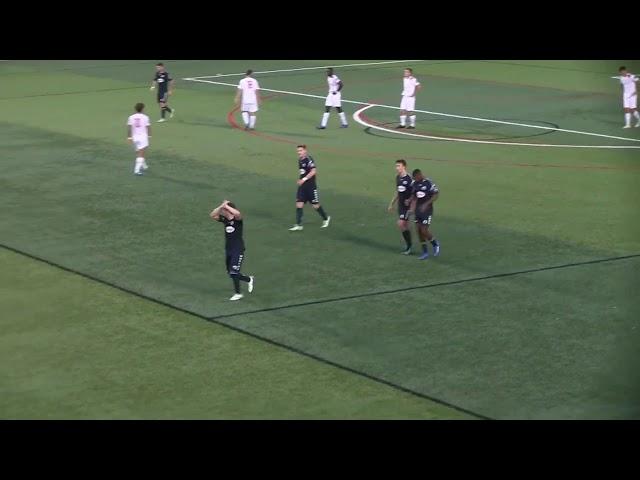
top-left (430, 238), bottom-right (439, 247)
top-left (401, 230), bottom-right (412, 248)
top-left (316, 206), bottom-right (328, 220)
top-left (421, 242), bottom-right (428, 253)
top-left (296, 208), bottom-right (303, 225)
top-left (232, 276), bottom-right (241, 293)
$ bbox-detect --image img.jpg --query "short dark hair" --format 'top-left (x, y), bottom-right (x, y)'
top-left (297, 144), bottom-right (307, 149)
top-left (619, 66), bottom-right (627, 72)
top-left (246, 69), bottom-right (253, 75)
top-left (396, 159), bottom-right (406, 166)
top-left (412, 168), bottom-right (422, 176)
top-left (406, 67), bottom-right (413, 73)
top-left (156, 62), bottom-right (164, 67)
top-left (135, 102), bottom-right (145, 112)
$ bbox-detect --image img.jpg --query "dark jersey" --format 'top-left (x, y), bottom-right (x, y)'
top-left (396, 174), bottom-right (413, 206)
top-left (412, 178), bottom-right (439, 207)
top-left (298, 156), bottom-right (317, 188)
top-left (154, 71), bottom-right (172, 93)
top-left (218, 216), bottom-right (244, 252)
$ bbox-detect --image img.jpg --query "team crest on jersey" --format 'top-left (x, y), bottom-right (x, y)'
top-left (225, 226), bottom-right (235, 233)
top-left (299, 168), bottom-right (306, 175)
top-left (416, 191), bottom-right (426, 198)
top-left (398, 185), bottom-right (407, 192)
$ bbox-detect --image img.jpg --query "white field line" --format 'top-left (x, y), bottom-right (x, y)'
top-left (189, 60), bottom-right (426, 79)
top-left (183, 77), bottom-right (640, 148)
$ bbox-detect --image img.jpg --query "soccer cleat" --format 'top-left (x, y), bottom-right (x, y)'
top-left (340, 124), bottom-right (349, 128)
top-left (142, 164), bottom-right (149, 170)
top-left (170, 109), bottom-right (175, 118)
top-left (396, 125), bottom-right (406, 129)
top-left (433, 244), bottom-right (440, 257)
top-left (401, 247), bottom-right (412, 255)
top-left (407, 125), bottom-right (416, 129)
top-left (134, 171), bottom-right (143, 176)
top-left (635, 122), bottom-right (640, 128)
top-left (623, 125), bottom-right (631, 129)
top-left (157, 118), bottom-right (166, 123)
top-left (419, 251), bottom-right (429, 260)
top-left (289, 225), bottom-right (304, 231)
top-left (248, 276), bottom-right (254, 293)
top-left (321, 216), bottom-right (331, 228)
top-left (229, 293), bottom-right (244, 301)
top-left (316, 126), bottom-right (326, 129)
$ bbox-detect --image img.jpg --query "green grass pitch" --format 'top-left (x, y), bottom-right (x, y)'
top-left (1, 60), bottom-right (639, 419)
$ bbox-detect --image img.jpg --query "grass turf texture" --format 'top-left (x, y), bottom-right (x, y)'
top-left (1, 60), bottom-right (639, 419)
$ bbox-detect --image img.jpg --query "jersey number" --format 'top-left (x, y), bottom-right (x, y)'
top-left (134, 119), bottom-right (142, 128)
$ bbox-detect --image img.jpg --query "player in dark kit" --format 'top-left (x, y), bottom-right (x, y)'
top-left (289, 145), bottom-right (331, 231)
top-left (210, 200), bottom-right (254, 301)
top-left (150, 62), bottom-right (175, 123)
top-left (409, 169), bottom-right (440, 260)
top-left (388, 159), bottom-right (414, 254)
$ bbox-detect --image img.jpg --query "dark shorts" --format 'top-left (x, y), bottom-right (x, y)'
top-left (157, 91), bottom-right (169, 103)
top-left (297, 185), bottom-right (320, 205)
top-left (415, 206), bottom-right (434, 226)
top-left (398, 203), bottom-right (411, 220)
top-left (225, 249), bottom-right (245, 275)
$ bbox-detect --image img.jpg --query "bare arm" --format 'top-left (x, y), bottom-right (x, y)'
top-left (297, 168), bottom-right (317, 186)
top-left (337, 80), bottom-right (344, 93)
top-left (147, 125), bottom-right (151, 137)
top-left (223, 202), bottom-right (243, 220)
top-left (169, 79), bottom-right (175, 95)
top-left (413, 84), bottom-right (422, 97)
top-left (388, 192), bottom-right (398, 211)
top-left (150, 80), bottom-right (157, 90)
top-left (235, 88), bottom-right (242, 105)
top-left (209, 201), bottom-right (227, 221)
top-left (256, 89), bottom-right (261, 105)
top-left (127, 125), bottom-right (132, 139)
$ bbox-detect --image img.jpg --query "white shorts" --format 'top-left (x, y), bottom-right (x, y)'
top-left (242, 102), bottom-right (259, 113)
top-left (400, 96), bottom-right (416, 112)
top-left (623, 95), bottom-right (637, 109)
top-left (325, 92), bottom-right (342, 108)
top-left (132, 137), bottom-right (149, 151)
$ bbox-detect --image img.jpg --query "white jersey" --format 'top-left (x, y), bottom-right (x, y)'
top-left (238, 77), bottom-right (260, 103)
top-left (327, 74), bottom-right (342, 94)
top-left (402, 76), bottom-right (421, 97)
top-left (127, 113), bottom-right (150, 138)
top-left (620, 74), bottom-right (638, 97)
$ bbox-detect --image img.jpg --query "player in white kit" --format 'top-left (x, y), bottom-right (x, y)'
top-left (234, 69), bottom-right (261, 130)
top-left (397, 68), bottom-right (421, 129)
top-left (317, 68), bottom-right (348, 129)
top-left (612, 66), bottom-right (640, 128)
top-left (126, 103), bottom-right (151, 175)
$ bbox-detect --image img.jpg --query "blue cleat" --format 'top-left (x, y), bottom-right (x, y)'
top-left (340, 124), bottom-right (349, 128)
top-left (433, 244), bottom-right (440, 257)
top-left (419, 251), bottom-right (429, 260)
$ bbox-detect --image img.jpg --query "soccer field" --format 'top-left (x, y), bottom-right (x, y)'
top-left (1, 60), bottom-right (639, 419)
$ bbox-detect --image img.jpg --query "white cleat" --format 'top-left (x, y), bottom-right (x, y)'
top-left (635, 122), bottom-right (640, 128)
top-left (623, 125), bottom-right (631, 129)
top-left (289, 225), bottom-right (304, 231)
top-left (170, 109), bottom-right (175, 119)
top-left (157, 118), bottom-right (166, 123)
top-left (248, 276), bottom-right (254, 293)
top-left (134, 171), bottom-right (143, 176)
top-left (142, 164), bottom-right (149, 170)
top-left (229, 293), bottom-right (244, 301)
top-left (321, 216), bottom-right (331, 228)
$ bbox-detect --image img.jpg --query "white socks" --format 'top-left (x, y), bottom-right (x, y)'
top-left (321, 112), bottom-right (330, 127)
top-left (625, 113), bottom-right (631, 127)
top-left (249, 115), bottom-right (256, 129)
top-left (409, 115), bottom-right (416, 127)
top-left (400, 115), bottom-right (407, 126)
top-left (634, 111), bottom-right (640, 120)
top-left (242, 112), bottom-right (249, 126)
top-left (134, 157), bottom-right (144, 174)
top-left (339, 112), bottom-right (348, 126)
